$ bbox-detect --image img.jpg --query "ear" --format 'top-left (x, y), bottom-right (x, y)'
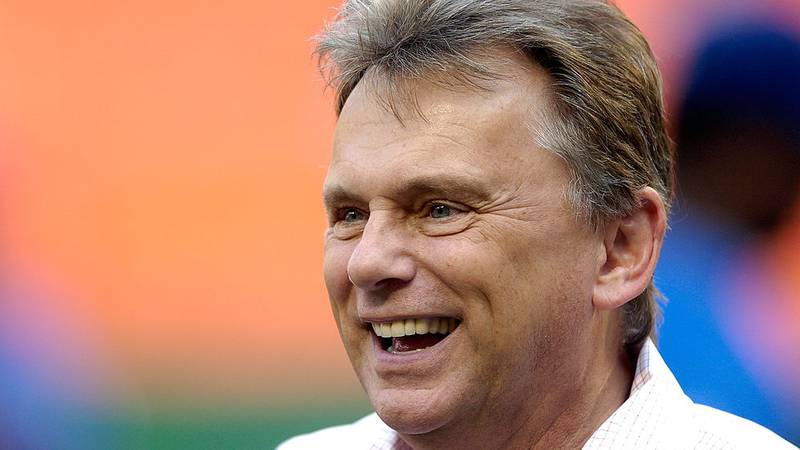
top-left (593, 187), bottom-right (667, 310)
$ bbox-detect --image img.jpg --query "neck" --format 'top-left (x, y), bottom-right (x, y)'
top-left (528, 339), bottom-right (634, 449)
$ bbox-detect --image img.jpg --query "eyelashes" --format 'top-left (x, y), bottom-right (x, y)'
top-left (332, 201), bottom-right (466, 223)
top-left (328, 201), bottom-right (472, 240)
top-left (338, 207), bottom-right (367, 224)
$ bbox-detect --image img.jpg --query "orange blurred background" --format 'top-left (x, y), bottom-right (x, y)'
top-left (1, 0), bottom-right (351, 404)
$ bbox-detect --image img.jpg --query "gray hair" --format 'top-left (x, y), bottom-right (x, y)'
top-left (314, 0), bottom-right (674, 352)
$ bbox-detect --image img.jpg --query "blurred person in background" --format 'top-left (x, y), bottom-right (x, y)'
top-left (657, 21), bottom-right (800, 445)
top-left (280, 0), bottom-right (796, 448)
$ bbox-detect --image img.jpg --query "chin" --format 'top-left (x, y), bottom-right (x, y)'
top-left (369, 387), bottom-right (457, 435)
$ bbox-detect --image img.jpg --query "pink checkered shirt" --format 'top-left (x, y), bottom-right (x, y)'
top-left (278, 339), bottom-right (795, 449)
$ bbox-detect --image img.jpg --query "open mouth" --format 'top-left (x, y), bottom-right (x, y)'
top-left (370, 318), bottom-right (460, 354)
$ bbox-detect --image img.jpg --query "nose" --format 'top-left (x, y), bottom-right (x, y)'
top-left (346, 213), bottom-right (417, 291)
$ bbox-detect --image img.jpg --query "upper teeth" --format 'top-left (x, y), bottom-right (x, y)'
top-left (371, 318), bottom-right (457, 338)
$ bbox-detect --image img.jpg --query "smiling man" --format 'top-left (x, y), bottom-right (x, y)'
top-left (279, 1), bottom-right (795, 449)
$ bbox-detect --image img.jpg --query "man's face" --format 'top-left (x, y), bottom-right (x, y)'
top-left (322, 62), bottom-right (606, 437)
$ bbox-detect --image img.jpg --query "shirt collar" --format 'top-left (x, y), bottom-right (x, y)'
top-left (583, 338), bottom-right (694, 449)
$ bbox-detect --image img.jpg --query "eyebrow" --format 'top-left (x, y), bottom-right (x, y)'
top-left (322, 185), bottom-right (358, 208)
top-left (322, 174), bottom-right (493, 207)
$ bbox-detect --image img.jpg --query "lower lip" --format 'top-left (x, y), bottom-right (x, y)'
top-left (370, 326), bottom-right (459, 371)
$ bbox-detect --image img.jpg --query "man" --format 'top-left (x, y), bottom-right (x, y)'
top-left (280, 0), bottom-right (796, 448)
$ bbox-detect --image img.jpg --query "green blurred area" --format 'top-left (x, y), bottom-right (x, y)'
top-left (102, 396), bottom-right (372, 450)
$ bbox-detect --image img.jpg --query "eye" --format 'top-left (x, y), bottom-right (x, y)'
top-left (340, 207), bottom-right (366, 223)
top-left (429, 203), bottom-right (453, 219)
top-left (417, 201), bottom-right (472, 236)
top-left (329, 207), bottom-right (368, 240)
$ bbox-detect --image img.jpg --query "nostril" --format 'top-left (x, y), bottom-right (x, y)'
top-left (374, 277), bottom-right (412, 291)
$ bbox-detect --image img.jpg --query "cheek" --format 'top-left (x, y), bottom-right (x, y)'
top-left (323, 241), bottom-right (364, 362)
top-left (323, 240), bottom-right (354, 297)
top-left (323, 240), bottom-right (357, 328)
top-left (422, 223), bottom-right (595, 341)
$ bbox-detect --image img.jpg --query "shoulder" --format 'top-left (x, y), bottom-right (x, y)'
top-left (585, 340), bottom-right (797, 450)
top-left (276, 413), bottom-right (396, 450)
top-left (687, 404), bottom-right (797, 449)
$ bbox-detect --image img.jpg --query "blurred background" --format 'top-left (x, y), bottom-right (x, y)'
top-left (0, 0), bottom-right (798, 448)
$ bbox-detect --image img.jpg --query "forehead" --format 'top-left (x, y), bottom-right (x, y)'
top-left (325, 57), bottom-right (562, 199)
top-left (333, 55), bottom-right (551, 162)
top-left (339, 56), bottom-right (553, 137)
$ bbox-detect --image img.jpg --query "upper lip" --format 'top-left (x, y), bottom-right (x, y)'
top-left (359, 314), bottom-right (460, 324)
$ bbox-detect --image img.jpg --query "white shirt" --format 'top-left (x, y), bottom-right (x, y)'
top-left (278, 340), bottom-right (796, 449)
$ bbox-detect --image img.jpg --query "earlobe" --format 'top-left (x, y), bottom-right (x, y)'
top-left (593, 187), bottom-right (667, 310)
